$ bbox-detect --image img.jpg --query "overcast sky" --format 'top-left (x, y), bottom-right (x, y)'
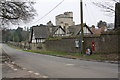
top-left (11, 0), bottom-right (116, 29)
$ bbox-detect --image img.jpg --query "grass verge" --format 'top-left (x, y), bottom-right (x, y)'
top-left (8, 44), bottom-right (118, 61)
top-left (23, 49), bottom-right (118, 61)
top-left (7, 44), bottom-right (21, 49)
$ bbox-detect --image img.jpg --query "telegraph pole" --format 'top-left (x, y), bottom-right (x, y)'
top-left (80, 0), bottom-right (85, 54)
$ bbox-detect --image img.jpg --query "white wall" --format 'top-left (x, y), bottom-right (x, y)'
top-left (32, 33), bottom-right (36, 43)
top-left (83, 27), bottom-right (91, 34)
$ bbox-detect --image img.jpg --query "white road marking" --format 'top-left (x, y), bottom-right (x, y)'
top-left (23, 68), bottom-right (26, 70)
top-left (42, 76), bottom-right (48, 78)
top-left (3, 61), bottom-right (49, 78)
top-left (34, 73), bottom-right (40, 75)
top-left (12, 62), bottom-right (15, 64)
top-left (7, 64), bottom-right (14, 68)
top-left (28, 70), bottom-right (33, 73)
top-left (9, 66), bottom-right (14, 69)
top-left (13, 69), bottom-right (17, 71)
top-left (11, 67), bottom-right (14, 69)
top-left (9, 65), bottom-right (13, 67)
top-left (66, 64), bottom-right (75, 66)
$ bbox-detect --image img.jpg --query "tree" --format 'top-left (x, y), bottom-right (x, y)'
top-left (107, 23), bottom-right (114, 29)
top-left (0, 0), bottom-right (36, 28)
top-left (15, 27), bottom-right (23, 42)
top-left (2, 29), bottom-right (10, 42)
top-left (97, 20), bottom-right (107, 28)
top-left (93, 0), bottom-right (120, 30)
top-left (92, 0), bottom-right (119, 15)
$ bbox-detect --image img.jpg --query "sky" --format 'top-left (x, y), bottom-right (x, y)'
top-left (11, 0), bottom-right (116, 29)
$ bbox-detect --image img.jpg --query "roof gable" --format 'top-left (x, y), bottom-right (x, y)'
top-left (52, 26), bottom-right (65, 34)
top-left (68, 24), bottom-right (93, 35)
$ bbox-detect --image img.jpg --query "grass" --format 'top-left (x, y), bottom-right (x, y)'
top-left (23, 49), bottom-right (118, 61)
top-left (7, 44), bottom-right (21, 49)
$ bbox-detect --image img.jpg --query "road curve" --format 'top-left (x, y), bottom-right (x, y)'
top-left (1, 44), bottom-right (118, 78)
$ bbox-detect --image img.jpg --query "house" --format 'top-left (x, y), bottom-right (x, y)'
top-left (29, 24), bottom-right (93, 43)
top-left (90, 25), bottom-right (107, 34)
top-left (67, 24), bottom-right (93, 35)
top-left (29, 26), bottom-right (50, 43)
top-left (29, 25), bottom-right (66, 43)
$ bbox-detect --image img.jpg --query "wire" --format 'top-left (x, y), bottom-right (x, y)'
top-left (87, 0), bottom-right (98, 25)
top-left (29, 0), bottom-right (64, 25)
top-left (84, 0), bottom-right (94, 26)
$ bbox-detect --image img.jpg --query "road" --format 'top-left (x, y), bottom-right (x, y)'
top-left (1, 44), bottom-right (118, 78)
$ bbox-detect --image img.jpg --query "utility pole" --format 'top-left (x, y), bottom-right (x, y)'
top-left (80, 0), bottom-right (84, 54)
top-left (115, 2), bottom-right (120, 30)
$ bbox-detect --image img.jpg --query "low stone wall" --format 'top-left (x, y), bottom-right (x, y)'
top-left (98, 34), bottom-right (118, 54)
top-left (45, 38), bottom-right (80, 53)
top-left (45, 34), bottom-right (119, 54)
top-left (8, 41), bottom-right (46, 51)
top-left (8, 34), bottom-right (119, 54)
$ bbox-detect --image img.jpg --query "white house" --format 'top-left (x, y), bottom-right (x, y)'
top-left (29, 26), bottom-right (50, 43)
top-left (29, 25), bottom-right (66, 43)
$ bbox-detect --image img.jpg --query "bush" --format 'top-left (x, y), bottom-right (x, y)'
top-left (47, 36), bottom-right (61, 40)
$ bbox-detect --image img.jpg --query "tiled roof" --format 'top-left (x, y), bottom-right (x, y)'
top-left (32, 27), bottom-right (50, 39)
top-left (32, 26), bottom-right (65, 39)
top-left (68, 24), bottom-right (93, 35)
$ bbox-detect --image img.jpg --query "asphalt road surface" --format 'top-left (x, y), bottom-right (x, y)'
top-left (1, 44), bottom-right (118, 78)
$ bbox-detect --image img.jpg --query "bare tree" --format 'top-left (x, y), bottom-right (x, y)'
top-left (92, 0), bottom-right (119, 15)
top-left (0, 0), bottom-right (36, 28)
top-left (93, 0), bottom-right (120, 29)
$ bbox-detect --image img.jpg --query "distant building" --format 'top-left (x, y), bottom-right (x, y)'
top-left (56, 12), bottom-right (75, 27)
top-left (47, 21), bottom-right (54, 26)
top-left (90, 25), bottom-right (107, 34)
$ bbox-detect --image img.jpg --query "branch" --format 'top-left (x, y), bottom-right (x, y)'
top-left (92, 2), bottom-right (115, 12)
